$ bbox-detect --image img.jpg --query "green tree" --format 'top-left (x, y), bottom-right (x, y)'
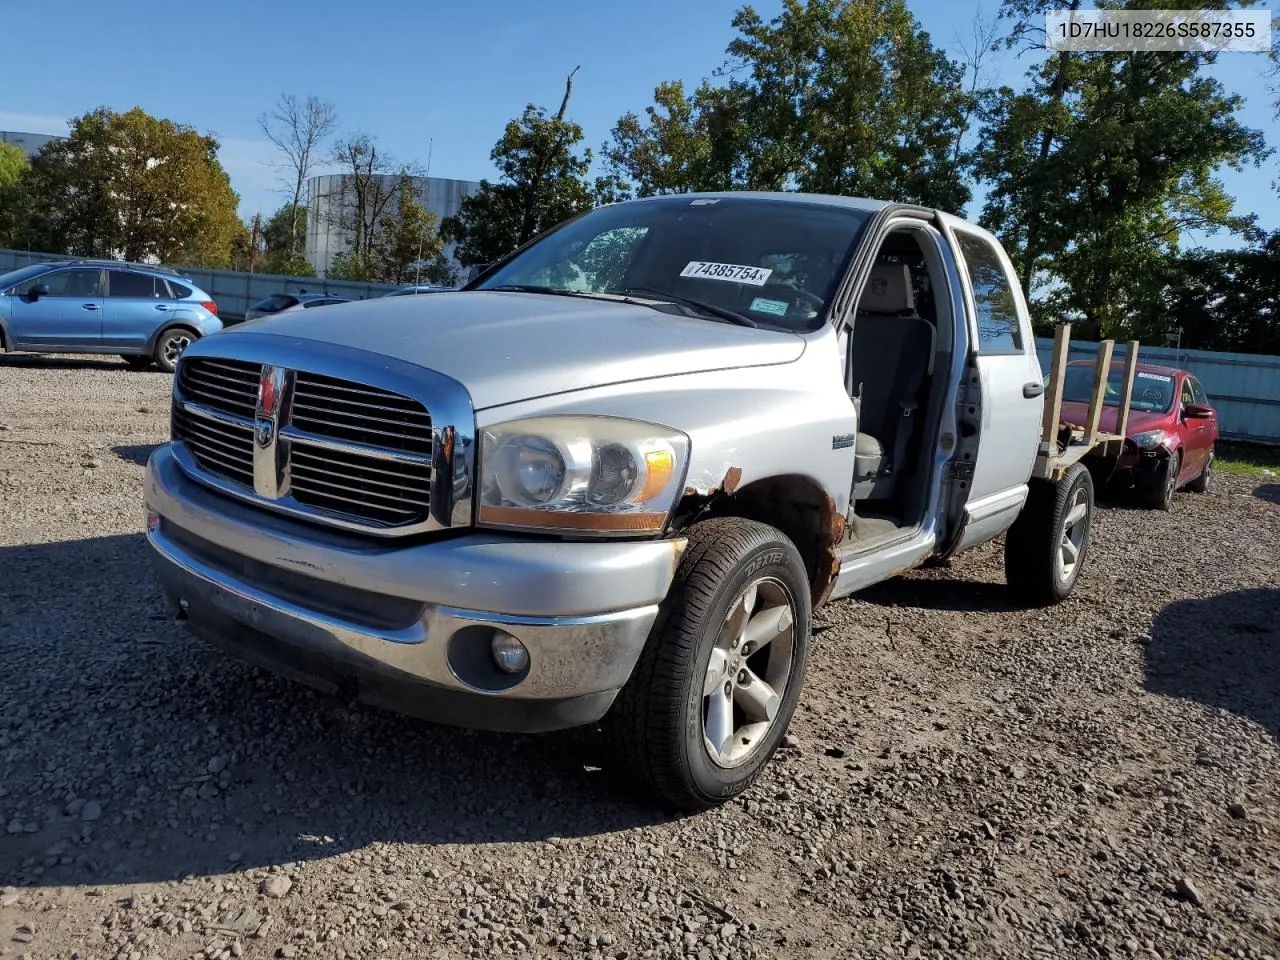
top-left (605, 1), bottom-right (973, 208)
top-left (0, 141), bottom-right (30, 246)
top-left (726, 0), bottom-right (973, 207)
top-left (443, 69), bottom-right (595, 267)
top-left (1131, 232), bottom-right (1280, 355)
top-left (373, 174), bottom-right (448, 284)
top-left (602, 80), bottom-right (750, 197)
top-left (15, 107), bottom-right (242, 266)
top-left (976, 0), bottom-right (1269, 339)
top-left (0, 141), bottom-right (26, 190)
top-left (230, 214), bottom-right (264, 273)
top-left (261, 203), bottom-right (315, 275)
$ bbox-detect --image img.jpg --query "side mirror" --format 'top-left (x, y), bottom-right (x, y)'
top-left (30, 283), bottom-right (50, 300)
top-left (1184, 403), bottom-right (1213, 419)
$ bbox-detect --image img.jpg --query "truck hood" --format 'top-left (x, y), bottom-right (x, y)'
top-left (1059, 401), bottom-right (1168, 435)
top-left (224, 290), bottom-right (806, 409)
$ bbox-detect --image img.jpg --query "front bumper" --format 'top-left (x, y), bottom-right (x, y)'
top-left (1107, 443), bottom-right (1171, 491)
top-left (144, 445), bottom-right (683, 732)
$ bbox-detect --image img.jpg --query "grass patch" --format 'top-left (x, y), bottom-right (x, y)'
top-left (1216, 441), bottom-right (1280, 478)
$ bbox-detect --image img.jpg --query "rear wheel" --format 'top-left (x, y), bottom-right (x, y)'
top-left (1188, 445), bottom-right (1213, 494)
top-left (1004, 463), bottom-right (1095, 606)
top-left (604, 517), bottom-right (811, 811)
top-left (153, 327), bottom-right (194, 374)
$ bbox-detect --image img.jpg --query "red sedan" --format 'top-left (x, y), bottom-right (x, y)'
top-left (1058, 360), bottom-right (1220, 510)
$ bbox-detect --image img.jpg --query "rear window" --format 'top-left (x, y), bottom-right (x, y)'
top-left (169, 281), bottom-right (192, 298)
top-left (108, 270), bottom-right (158, 298)
top-left (254, 295), bottom-right (298, 313)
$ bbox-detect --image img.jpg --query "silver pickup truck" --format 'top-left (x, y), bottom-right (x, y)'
top-left (144, 192), bottom-right (1100, 811)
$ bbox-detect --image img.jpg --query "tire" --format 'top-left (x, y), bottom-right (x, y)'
top-left (1143, 449), bottom-right (1181, 511)
top-left (1004, 463), bottom-right (1095, 606)
top-left (153, 327), bottom-right (195, 374)
top-left (1188, 445), bottom-right (1213, 494)
top-left (121, 355), bottom-right (152, 369)
top-left (603, 517), bottom-right (811, 811)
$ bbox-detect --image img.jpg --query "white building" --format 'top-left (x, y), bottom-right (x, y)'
top-left (305, 173), bottom-right (482, 279)
top-left (0, 130), bottom-right (63, 157)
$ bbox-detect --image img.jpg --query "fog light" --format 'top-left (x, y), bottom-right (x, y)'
top-left (490, 631), bottom-right (530, 674)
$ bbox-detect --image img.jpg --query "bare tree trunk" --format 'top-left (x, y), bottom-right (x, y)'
top-left (259, 94), bottom-right (338, 257)
top-left (518, 66), bottom-right (580, 246)
top-left (951, 8), bottom-right (1000, 167)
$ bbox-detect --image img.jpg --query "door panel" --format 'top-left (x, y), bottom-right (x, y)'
top-left (1178, 376), bottom-right (1214, 477)
top-left (6, 269), bottom-right (104, 348)
top-left (102, 271), bottom-right (168, 350)
top-left (943, 226), bottom-right (1043, 551)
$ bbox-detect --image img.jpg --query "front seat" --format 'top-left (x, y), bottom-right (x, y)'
top-left (849, 261), bottom-right (936, 502)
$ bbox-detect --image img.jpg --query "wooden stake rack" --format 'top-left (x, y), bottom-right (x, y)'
top-left (1033, 323), bottom-right (1139, 482)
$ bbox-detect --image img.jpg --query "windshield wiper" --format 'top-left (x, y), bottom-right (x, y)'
top-left (611, 287), bottom-right (758, 328)
top-left (486, 284), bottom-right (579, 296)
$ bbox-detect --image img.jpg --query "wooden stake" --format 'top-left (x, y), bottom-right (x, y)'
top-left (1084, 339), bottom-right (1115, 447)
top-left (1040, 323), bottom-right (1071, 450)
top-left (1116, 340), bottom-right (1139, 438)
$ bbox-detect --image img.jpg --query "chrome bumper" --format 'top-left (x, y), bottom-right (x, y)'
top-left (144, 445), bottom-right (682, 732)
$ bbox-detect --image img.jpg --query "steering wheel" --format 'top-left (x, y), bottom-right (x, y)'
top-left (758, 282), bottom-right (825, 315)
top-left (1141, 386), bottom-right (1164, 404)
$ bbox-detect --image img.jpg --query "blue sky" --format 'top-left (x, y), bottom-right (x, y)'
top-left (1, 0), bottom-right (1276, 249)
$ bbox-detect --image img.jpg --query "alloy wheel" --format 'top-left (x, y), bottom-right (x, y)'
top-left (1057, 486), bottom-right (1090, 582)
top-left (702, 577), bottom-right (797, 769)
top-left (163, 334), bottom-right (192, 365)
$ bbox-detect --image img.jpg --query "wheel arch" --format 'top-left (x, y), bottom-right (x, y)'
top-left (146, 321), bottom-right (202, 354)
top-left (674, 472), bottom-right (844, 612)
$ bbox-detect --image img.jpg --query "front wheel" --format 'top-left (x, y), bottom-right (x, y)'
top-left (1004, 463), bottom-right (1095, 606)
top-left (153, 327), bottom-right (194, 374)
top-left (604, 517), bottom-right (811, 811)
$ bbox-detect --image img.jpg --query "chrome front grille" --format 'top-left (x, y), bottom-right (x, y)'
top-left (291, 372), bottom-right (433, 454)
top-left (171, 356), bottom-right (443, 535)
top-left (172, 405), bottom-right (254, 486)
top-left (177, 358), bottom-right (259, 419)
top-left (289, 445), bottom-right (432, 526)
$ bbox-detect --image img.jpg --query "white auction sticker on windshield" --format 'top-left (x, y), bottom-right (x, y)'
top-left (1136, 371), bottom-right (1172, 382)
top-left (680, 261), bottom-right (773, 285)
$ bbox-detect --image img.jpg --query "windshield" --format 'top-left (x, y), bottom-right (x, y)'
top-left (1061, 366), bottom-right (1176, 413)
top-left (0, 264), bottom-right (54, 292)
top-left (471, 196), bottom-right (872, 332)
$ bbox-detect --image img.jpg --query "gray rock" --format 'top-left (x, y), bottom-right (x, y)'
top-left (1176, 877), bottom-right (1205, 907)
top-left (259, 876), bottom-right (292, 898)
top-left (80, 800), bottom-right (102, 822)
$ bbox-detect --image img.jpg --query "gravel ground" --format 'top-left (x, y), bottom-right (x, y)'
top-left (2, 353), bottom-right (1279, 960)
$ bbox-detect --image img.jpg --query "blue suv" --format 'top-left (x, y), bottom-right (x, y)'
top-left (0, 259), bottom-right (223, 372)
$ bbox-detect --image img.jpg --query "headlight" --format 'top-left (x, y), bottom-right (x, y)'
top-left (477, 416), bottom-right (689, 534)
top-left (1131, 429), bottom-right (1168, 450)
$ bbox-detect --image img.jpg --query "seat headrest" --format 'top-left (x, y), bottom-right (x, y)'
top-left (858, 261), bottom-right (914, 314)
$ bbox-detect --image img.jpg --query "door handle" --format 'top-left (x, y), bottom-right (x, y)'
top-left (1023, 381), bottom-right (1044, 398)
top-left (155, 304), bottom-right (170, 310)
top-left (82, 303), bottom-right (100, 311)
